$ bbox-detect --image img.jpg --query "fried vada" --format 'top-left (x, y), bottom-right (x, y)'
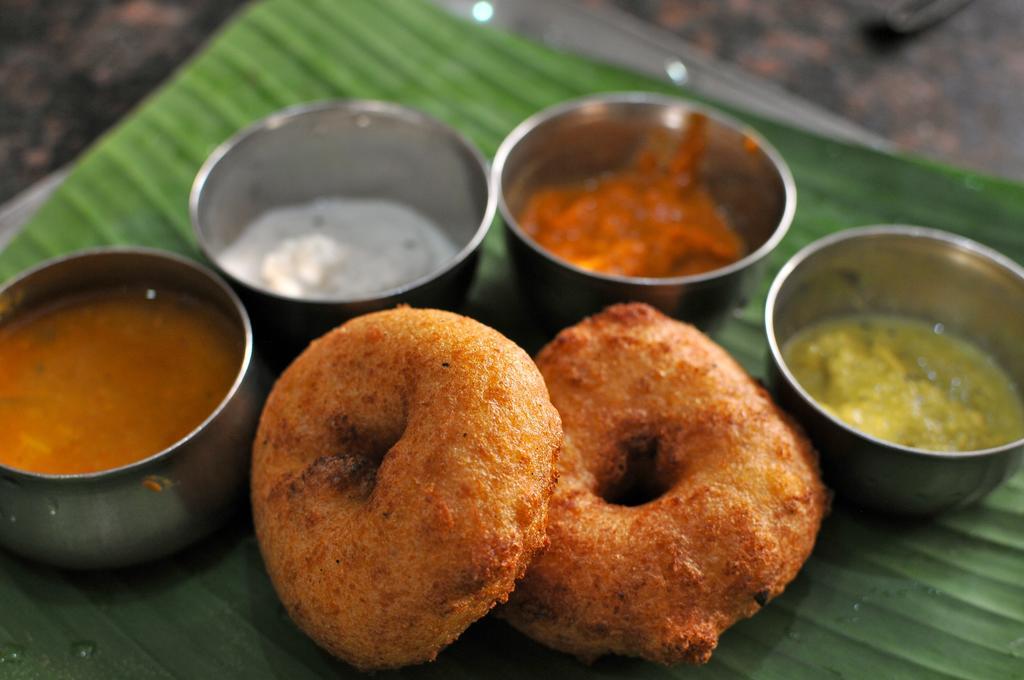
top-left (251, 308), bottom-right (562, 670)
top-left (501, 303), bottom-right (828, 665)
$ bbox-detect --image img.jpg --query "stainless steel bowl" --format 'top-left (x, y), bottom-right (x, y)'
top-left (190, 100), bottom-right (494, 358)
top-left (0, 248), bottom-right (269, 568)
top-left (493, 92), bottom-right (796, 331)
top-left (766, 226), bottom-right (1024, 515)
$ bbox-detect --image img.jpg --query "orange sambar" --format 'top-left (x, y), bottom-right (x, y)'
top-left (0, 288), bottom-right (242, 475)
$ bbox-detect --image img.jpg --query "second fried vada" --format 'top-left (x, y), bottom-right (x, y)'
top-left (251, 308), bottom-right (562, 670)
top-left (501, 303), bottom-right (828, 665)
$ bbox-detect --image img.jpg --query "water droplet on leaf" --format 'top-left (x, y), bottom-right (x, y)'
top-left (70, 641), bottom-right (96, 659)
top-left (0, 643), bottom-right (25, 664)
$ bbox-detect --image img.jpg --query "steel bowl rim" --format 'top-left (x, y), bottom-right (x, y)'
top-left (492, 91), bottom-right (797, 286)
top-left (765, 223), bottom-right (1024, 460)
top-left (0, 246), bottom-right (256, 482)
top-left (189, 98), bottom-right (496, 305)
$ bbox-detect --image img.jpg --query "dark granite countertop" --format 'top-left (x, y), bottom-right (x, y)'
top-left (600, 0), bottom-right (1024, 181)
top-left (1, 0), bottom-right (1022, 205)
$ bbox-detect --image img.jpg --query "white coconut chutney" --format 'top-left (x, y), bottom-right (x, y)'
top-left (218, 197), bottom-right (458, 298)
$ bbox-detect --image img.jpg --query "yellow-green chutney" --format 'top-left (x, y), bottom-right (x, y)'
top-left (783, 314), bottom-right (1024, 452)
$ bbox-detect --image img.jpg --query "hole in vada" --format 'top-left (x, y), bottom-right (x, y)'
top-left (600, 436), bottom-right (673, 507)
top-left (297, 454), bottom-right (381, 502)
top-left (316, 413), bottom-right (407, 501)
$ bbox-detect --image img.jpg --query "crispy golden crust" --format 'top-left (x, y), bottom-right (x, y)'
top-left (251, 308), bottom-right (562, 671)
top-left (500, 303), bottom-right (828, 665)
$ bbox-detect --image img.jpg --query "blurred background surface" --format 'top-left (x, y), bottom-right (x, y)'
top-left (1, 0), bottom-right (1020, 204)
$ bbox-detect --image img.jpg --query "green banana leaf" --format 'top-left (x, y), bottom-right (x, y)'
top-left (1, 1), bottom-right (1022, 677)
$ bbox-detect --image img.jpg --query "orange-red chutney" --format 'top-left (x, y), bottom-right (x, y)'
top-left (519, 117), bottom-right (745, 278)
top-left (0, 288), bottom-right (242, 475)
